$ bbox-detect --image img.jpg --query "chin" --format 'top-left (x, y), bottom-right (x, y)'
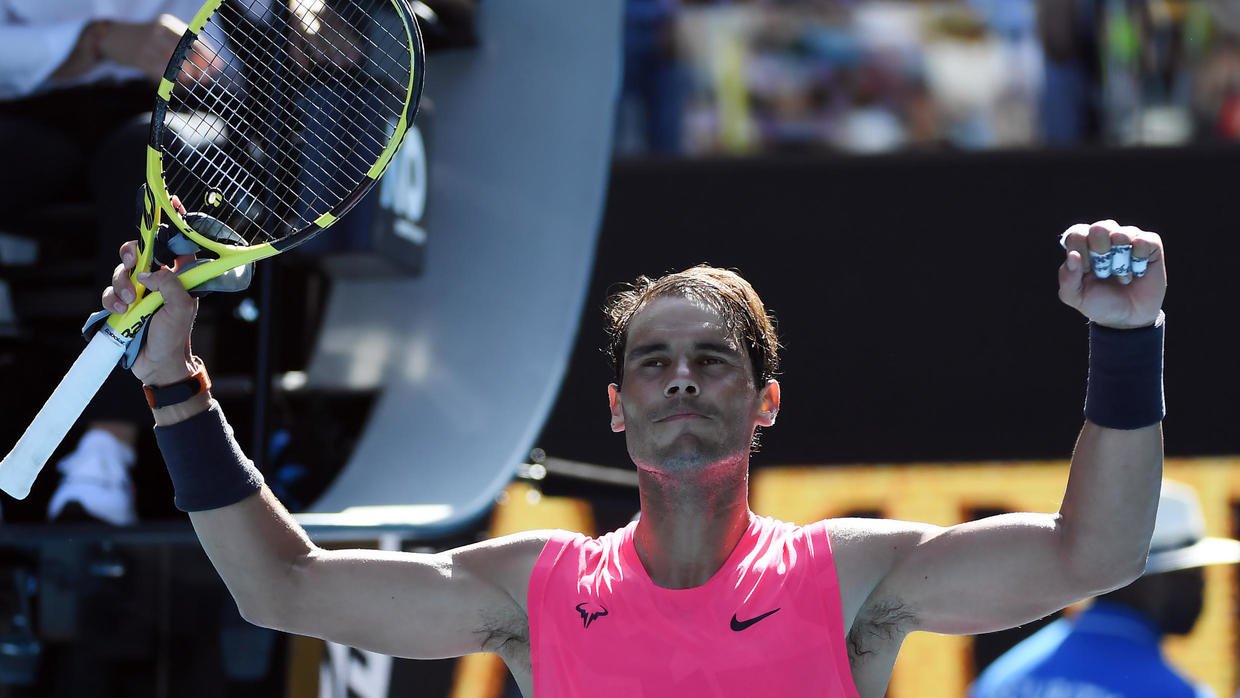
top-left (650, 444), bottom-right (746, 477)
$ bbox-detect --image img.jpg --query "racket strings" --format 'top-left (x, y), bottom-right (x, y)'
top-left (168, 7), bottom-right (400, 235)
top-left (161, 0), bottom-right (413, 246)
top-left (186, 1), bottom-right (408, 170)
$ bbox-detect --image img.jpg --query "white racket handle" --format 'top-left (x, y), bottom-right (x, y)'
top-left (0, 328), bottom-right (128, 499)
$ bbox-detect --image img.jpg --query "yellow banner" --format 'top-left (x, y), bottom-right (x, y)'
top-left (456, 457), bottom-right (1240, 698)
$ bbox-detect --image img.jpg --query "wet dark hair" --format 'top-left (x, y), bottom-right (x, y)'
top-left (603, 265), bottom-right (780, 389)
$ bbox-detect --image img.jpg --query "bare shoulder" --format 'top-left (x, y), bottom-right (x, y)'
top-left (446, 529), bottom-right (563, 612)
top-left (824, 517), bottom-right (939, 613)
top-left (822, 517), bottom-right (942, 686)
top-left (426, 529), bottom-right (561, 667)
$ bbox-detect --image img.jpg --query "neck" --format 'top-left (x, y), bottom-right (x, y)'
top-left (632, 459), bottom-right (751, 589)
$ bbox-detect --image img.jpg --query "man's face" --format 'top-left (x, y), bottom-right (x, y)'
top-left (1155, 567), bottom-right (1205, 635)
top-left (607, 294), bottom-right (779, 476)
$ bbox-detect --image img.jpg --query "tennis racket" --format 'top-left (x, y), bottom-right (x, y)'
top-left (0, 0), bottom-right (426, 499)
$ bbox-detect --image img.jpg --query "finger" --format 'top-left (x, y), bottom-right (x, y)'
top-left (110, 263), bottom-right (136, 310)
top-left (137, 267), bottom-right (192, 312)
top-left (118, 240), bottom-right (139, 269)
top-left (1058, 259), bottom-right (1084, 309)
top-left (1135, 231), bottom-right (1160, 281)
top-left (1109, 227), bottom-right (1137, 284)
top-left (1130, 233), bottom-right (1161, 278)
top-left (170, 252), bottom-right (197, 273)
top-left (169, 195), bottom-right (186, 215)
top-left (1060, 223), bottom-right (1090, 274)
top-left (102, 286), bottom-right (126, 314)
top-left (1087, 222), bottom-right (1116, 279)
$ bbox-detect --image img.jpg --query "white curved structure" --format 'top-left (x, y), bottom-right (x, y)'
top-left (298, 0), bottom-right (621, 533)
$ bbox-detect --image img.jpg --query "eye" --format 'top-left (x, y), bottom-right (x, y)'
top-left (641, 358), bottom-right (666, 368)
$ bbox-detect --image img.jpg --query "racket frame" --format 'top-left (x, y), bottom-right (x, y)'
top-left (0, 0), bottom-right (425, 499)
top-left (110, 0), bottom-right (425, 340)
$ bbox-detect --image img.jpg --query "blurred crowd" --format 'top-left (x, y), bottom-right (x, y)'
top-left (617, 0), bottom-right (1240, 156)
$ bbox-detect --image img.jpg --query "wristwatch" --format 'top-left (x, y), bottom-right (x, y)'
top-left (143, 359), bottom-right (211, 409)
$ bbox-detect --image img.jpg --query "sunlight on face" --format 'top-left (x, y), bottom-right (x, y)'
top-left (612, 295), bottom-right (765, 477)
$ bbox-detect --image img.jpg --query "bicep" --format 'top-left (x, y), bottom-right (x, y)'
top-left (867, 512), bottom-right (1092, 636)
top-left (271, 531), bottom-right (548, 660)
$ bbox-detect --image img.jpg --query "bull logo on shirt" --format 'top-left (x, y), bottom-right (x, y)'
top-left (575, 602), bottom-right (609, 629)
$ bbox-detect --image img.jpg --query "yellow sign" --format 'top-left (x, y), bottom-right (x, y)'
top-left (292, 457), bottom-right (1240, 698)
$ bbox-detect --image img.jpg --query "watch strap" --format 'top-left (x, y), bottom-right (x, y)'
top-left (144, 360), bottom-right (211, 409)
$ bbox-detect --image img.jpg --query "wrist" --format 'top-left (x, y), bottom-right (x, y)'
top-left (52, 20), bottom-right (109, 79)
top-left (1092, 309), bottom-right (1166, 331)
top-left (154, 400), bottom-right (264, 511)
top-left (1084, 315), bottom-right (1165, 430)
top-left (152, 391), bottom-right (212, 427)
top-left (140, 355), bottom-right (201, 388)
top-left (144, 356), bottom-right (211, 414)
top-left (87, 20), bottom-right (114, 62)
top-left (82, 20), bottom-right (111, 62)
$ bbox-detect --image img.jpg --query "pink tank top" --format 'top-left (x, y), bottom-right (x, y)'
top-left (527, 513), bottom-right (860, 697)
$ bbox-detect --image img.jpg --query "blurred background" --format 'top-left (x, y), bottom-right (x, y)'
top-left (616, 0), bottom-right (1240, 155)
top-left (2, 0), bottom-right (1239, 696)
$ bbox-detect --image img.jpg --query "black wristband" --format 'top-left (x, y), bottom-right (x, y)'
top-left (1084, 313), bottom-right (1165, 430)
top-left (154, 400), bottom-right (264, 512)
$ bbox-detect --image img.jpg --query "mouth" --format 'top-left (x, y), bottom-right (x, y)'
top-left (656, 412), bottom-right (708, 423)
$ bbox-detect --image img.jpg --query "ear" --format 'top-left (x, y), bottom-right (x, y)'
top-left (756, 379), bottom-right (780, 427)
top-left (608, 383), bottom-right (625, 432)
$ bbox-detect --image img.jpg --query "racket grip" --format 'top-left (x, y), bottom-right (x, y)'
top-left (0, 329), bottom-right (129, 499)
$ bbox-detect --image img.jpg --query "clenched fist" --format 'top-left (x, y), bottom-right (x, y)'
top-left (1058, 220), bottom-right (1166, 329)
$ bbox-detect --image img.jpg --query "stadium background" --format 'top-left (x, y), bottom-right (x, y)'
top-left (2, 0), bottom-right (1240, 696)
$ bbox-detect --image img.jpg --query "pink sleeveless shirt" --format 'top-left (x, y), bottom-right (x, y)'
top-left (527, 513), bottom-right (860, 697)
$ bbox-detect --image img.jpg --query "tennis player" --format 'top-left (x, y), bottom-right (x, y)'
top-left (105, 218), bottom-right (1166, 697)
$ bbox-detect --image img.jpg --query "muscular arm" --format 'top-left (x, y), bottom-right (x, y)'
top-left (107, 247), bottom-right (546, 662)
top-left (836, 221), bottom-right (1166, 655)
top-left (845, 422), bottom-right (1158, 640)
top-left (187, 481), bottom-right (547, 659)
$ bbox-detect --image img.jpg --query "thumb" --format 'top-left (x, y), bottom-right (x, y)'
top-left (1057, 254), bottom-right (1085, 310)
top-left (138, 267), bottom-right (194, 318)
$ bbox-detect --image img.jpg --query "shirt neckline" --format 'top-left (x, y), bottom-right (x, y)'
top-left (620, 511), bottom-right (760, 595)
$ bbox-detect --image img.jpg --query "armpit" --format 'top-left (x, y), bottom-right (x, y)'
top-left (476, 605), bottom-right (530, 659)
top-left (848, 598), bottom-right (917, 666)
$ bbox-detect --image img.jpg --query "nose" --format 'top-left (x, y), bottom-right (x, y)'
top-left (665, 381), bottom-right (698, 397)
top-left (664, 361), bottom-right (699, 397)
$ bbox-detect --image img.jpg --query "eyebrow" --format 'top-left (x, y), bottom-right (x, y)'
top-left (626, 341), bottom-right (740, 362)
top-left (626, 343), bottom-right (669, 361)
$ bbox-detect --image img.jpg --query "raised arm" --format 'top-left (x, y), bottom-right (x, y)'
top-left (104, 241), bottom-right (545, 662)
top-left (835, 221), bottom-right (1166, 681)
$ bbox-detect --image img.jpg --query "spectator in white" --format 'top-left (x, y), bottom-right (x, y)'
top-left (0, 0), bottom-right (207, 524)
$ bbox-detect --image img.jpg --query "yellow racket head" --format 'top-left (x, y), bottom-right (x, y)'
top-left (144, 0), bottom-right (426, 257)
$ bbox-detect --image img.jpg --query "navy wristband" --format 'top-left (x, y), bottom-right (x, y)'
top-left (1084, 313), bottom-right (1165, 430)
top-left (154, 400), bottom-right (264, 512)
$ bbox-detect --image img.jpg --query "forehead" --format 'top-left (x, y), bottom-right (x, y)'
top-left (625, 295), bottom-right (736, 349)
